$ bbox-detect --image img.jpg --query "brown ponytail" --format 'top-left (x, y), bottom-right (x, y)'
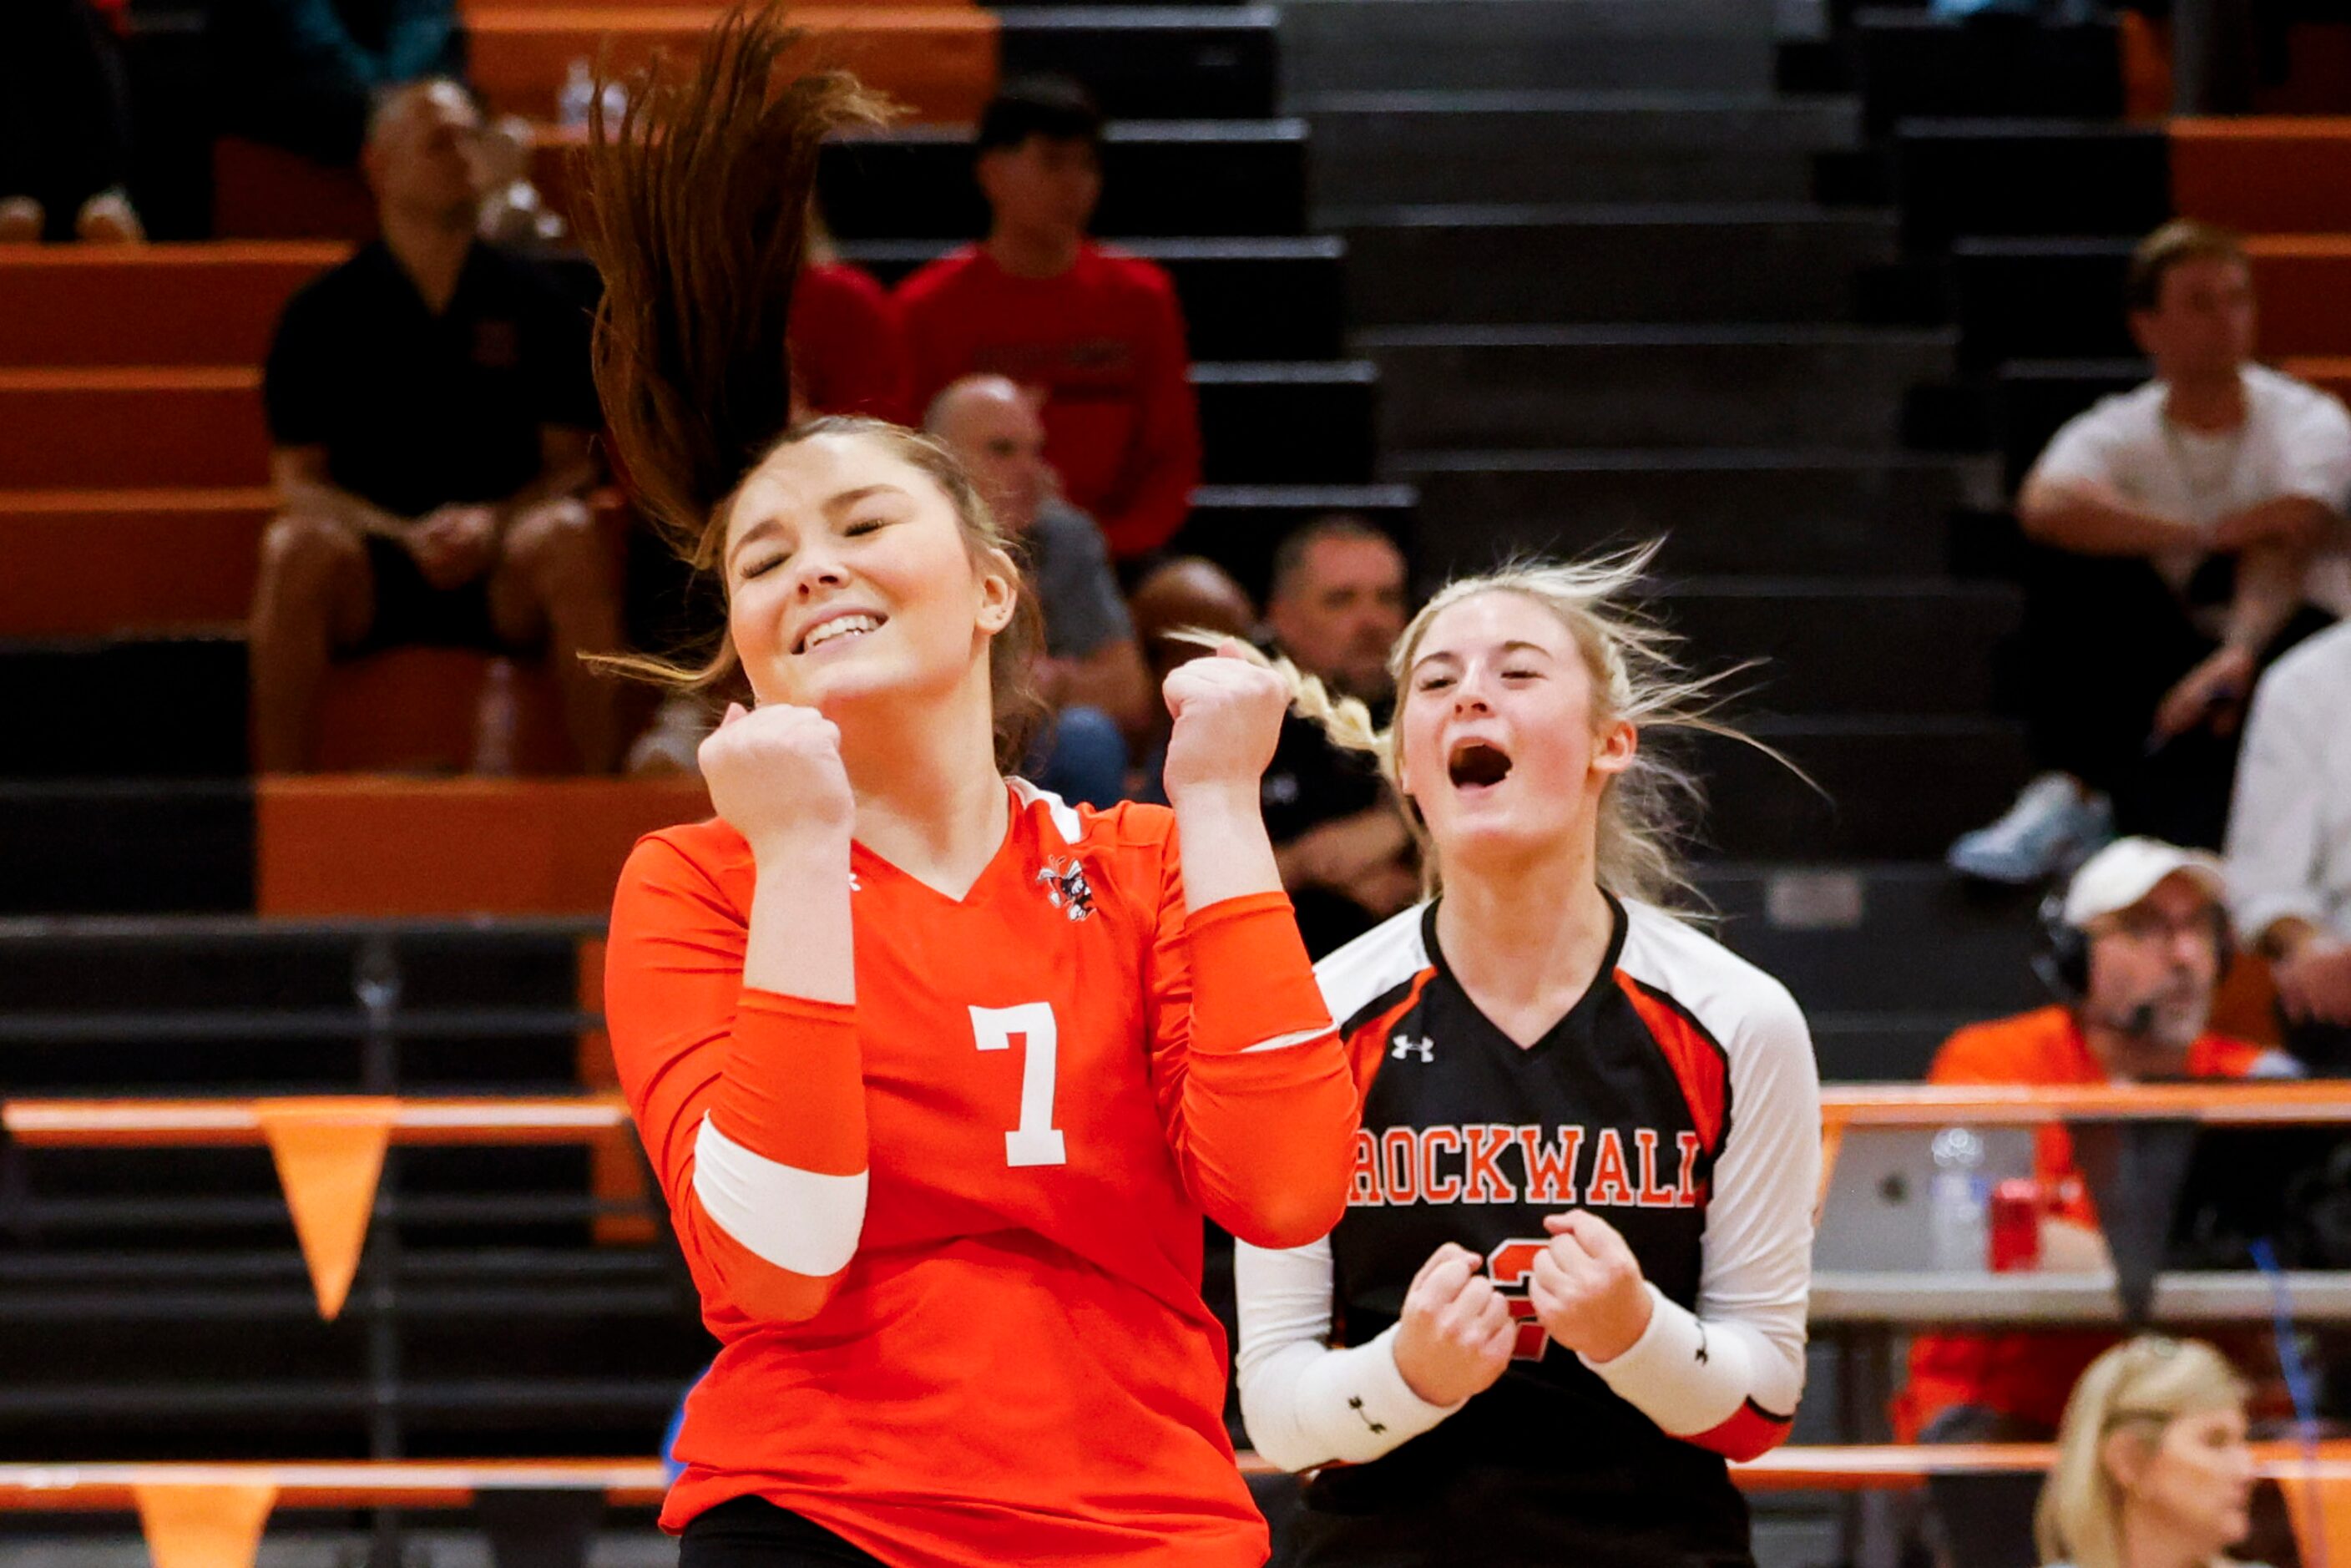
top-left (576, 4), bottom-right (887, 556)
top-left (575, 8), bottom-right (1049, 771)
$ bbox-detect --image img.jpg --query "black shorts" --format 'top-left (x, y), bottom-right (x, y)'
top-left (348, 532), bottom-right (508, 657)
top-left (677, 1497), bottom-right (887, 1568)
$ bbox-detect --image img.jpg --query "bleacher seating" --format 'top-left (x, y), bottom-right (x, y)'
top-left (15, 0), bottom-right (2351, 1562)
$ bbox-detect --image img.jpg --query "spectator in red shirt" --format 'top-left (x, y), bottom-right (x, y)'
top-left (896, 76), bottom-right (1200, 563)
top-left (791, 221), bottom-right (911, 423)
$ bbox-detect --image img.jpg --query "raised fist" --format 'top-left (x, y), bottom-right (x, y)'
top-left (1390, 1242), bottom-right (1517, 1408)
top-left (1528, 1211), bottom-right (1655, 1363)
top-left (1160, 643), bottom-right (1290, 802)
top-left (698, 701), bottom-right (854, 858)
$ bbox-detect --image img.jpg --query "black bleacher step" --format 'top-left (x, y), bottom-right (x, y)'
top-left (0, 918), bottom-right (588, 1011)
top-left (1411, 507), bottom-right (1950, 582)
top-left (0, 781), bottom-right (251, 914)
top-left (1692, 716), bottom-right (2036, 861)
top-left (1279, 0), bottom-right (1779, 96)
top-left (1657, 578), bottom-right (2020, 716)
top-left (1853, 9), bottom-right (2122, 135)
top-left (1303, 91), bottom-right (1859, 208)
top-left (839, 236), bottom-right (1346, 362)
top-left (1195, 362), bottom-right (1378, 485)
top-left (1895, 119), bottom-right (2169, 250)
top-left (1362, 325), bottom-right (1955, 450)
top-left (1334, 205), bottom-right (1901, 326)
top-left (1997, 357), bottom-right (2143, 488)
top-left (1951, 237), bottom-right (2136, 372)
top-left (1697, 860), bottom-right (2045, 1021)
top-left (1169, 484), bottom-right (1417, 604)
top-left (7, 634), bottom-right (245, 780)
top-left (1806, 1014), bottom-right (1980, 1080)
top-left (1395, 448), bottom-right (2000, 562)
top-left (997, 7), bottom-right (1277, 120)
top-left (822, 120), bottom-right (1307, 240)
top-left (0, 1375), bottom-right (690, 1443)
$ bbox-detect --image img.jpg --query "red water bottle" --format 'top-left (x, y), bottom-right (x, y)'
top-left (1988, 1179), bottom-right (2042, 1272)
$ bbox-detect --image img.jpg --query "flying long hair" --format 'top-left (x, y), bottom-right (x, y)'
top-left (576, 4), bottom-right (887, 554)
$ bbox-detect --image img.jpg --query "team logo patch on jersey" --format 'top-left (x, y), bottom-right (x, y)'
top-left (1036, 857), bottom-right (1095, 921)
top-left (1389, 1034), bottom-right (1434, 1063)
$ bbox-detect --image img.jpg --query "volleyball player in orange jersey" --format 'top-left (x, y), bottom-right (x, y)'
top-left (584, 13), bottom-right (1359, 1566)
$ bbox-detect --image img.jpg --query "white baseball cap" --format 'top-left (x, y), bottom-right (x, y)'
top-left (2061, 837), bottom-right (2227, 928)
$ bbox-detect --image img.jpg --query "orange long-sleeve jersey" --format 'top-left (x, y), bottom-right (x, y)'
top-left (604, 781), bottom-right (1359, 1566)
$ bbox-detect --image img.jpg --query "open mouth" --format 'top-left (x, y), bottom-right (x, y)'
top-left (794, 612), bottom-right (887, 655)
top-left (1447, 740), bottom-right (1513, 790)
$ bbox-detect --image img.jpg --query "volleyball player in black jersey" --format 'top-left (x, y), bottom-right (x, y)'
top-left (1236, 556), bottom-right (1822, 1567)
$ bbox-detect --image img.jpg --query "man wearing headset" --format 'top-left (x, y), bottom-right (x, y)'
top-left (1895, 837), bottom-right (2297, 1454)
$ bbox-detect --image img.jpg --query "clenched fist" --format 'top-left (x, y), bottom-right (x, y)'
top-left (1528, 1211), bottom-right (1655, 1363)
top-left (1160, 643), bottom-right (1290, 804)
top-left (698, 701), bottom-right (854, 861)
top-left (1390, 1242), bottom-right (1518, 1408)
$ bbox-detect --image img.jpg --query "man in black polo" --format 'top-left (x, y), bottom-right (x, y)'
top-left (248, 78), bottom-right (618, 772)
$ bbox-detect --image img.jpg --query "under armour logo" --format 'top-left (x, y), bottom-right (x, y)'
top-left (849, 871), bottom-right (862, 893)
top-left (1035, 857), bottom-right (1095, 921)
top-left (1347, 1395), bottom-right (1387, 1435)
top-left (1389, 1034), bottom-right (1433, 1063)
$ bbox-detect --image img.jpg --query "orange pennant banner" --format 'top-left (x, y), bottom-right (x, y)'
top-left (134, 1483), bottom-right (277, 1568)
top-left (2277, 1470), bottom-right (2351, 1568)
top-left (259, 1098), bottom-right (398, 1320)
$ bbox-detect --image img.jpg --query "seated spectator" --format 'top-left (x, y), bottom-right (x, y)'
top-left (2227, 616), bottom-right (2351, 1071)
top-left (897, 76), bottom-right (1201, 563)
top-left (791, 220), bottom-right (912, 424)
top-left (2037, 1337), bottom-right (2267, 1568)
top-left (0, 0), bottom-right (141, 242)
top-left (927, 373), bottom-right (1150, 806)
top-left (249, 79), bottom-right (617, 772)
top-left (211, 0), bottom-right (465, 167)
top-left (1261, 516), bottom-right (1418, 955)
top-left (1951, 220), bottom-right (2348, 882)
top-left (1896, 837), bottom-right (2291, 1448)
top-left (1126, 555), bottom-right (1256, 799)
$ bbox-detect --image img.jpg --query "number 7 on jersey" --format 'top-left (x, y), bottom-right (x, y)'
top-left (969, 1003), bottom-right (1068, 1167)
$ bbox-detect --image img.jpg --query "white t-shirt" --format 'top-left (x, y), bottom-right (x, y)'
top-left (2227, 617), bottom-right (2351, 943)
top-left (2030, 363), bottom-right (2351, 618)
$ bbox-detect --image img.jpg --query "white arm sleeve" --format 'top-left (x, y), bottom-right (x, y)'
top-left (2227, 663), bottom-right (2332, 942)
top-left (2276, 387), bottom-right (2351, 509)
top-left (1580, 982), bottom-right (1819, 1456)
top-left (1234, 1233), bottom-right (1463, 1472)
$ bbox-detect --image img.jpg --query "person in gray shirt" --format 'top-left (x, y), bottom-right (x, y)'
top-left (928, 375), bottom-right (1152, 802)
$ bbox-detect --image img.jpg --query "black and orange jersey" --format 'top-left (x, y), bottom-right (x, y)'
top-left (1236, 894), bottom-right (1820, 1567)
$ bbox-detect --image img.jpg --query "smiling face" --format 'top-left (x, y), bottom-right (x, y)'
top-left (1394, 589), bottom-right (1636, 878)
top-left (722, 430), bottom-right (1019, 720)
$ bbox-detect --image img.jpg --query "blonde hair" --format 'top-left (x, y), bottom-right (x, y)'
top-left (2036, 1335), bottom-right (2251, 1568)
top-left (1228, 544), bottom-right (1773, 911)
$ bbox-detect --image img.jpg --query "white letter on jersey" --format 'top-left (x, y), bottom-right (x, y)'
top-left (971, 1003), bottom-right (1068, 1167)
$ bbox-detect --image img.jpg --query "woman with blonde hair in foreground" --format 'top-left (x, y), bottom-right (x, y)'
top-left (2038, 1335), bottom-right (2266, 1568)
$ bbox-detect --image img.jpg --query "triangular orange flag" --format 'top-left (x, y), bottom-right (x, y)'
top-left (2275, 1469), bottom-right (2351, 1568)
top-left (259, 1097), bottom-right (398, 1320)
top-left (134, 1483), bottom-right (277, 1568)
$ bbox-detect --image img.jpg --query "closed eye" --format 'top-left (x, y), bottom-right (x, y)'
top-left (741, 554), bottom-right (785, 580)
top-left (1414, 674), bottom-right (1456, 693)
